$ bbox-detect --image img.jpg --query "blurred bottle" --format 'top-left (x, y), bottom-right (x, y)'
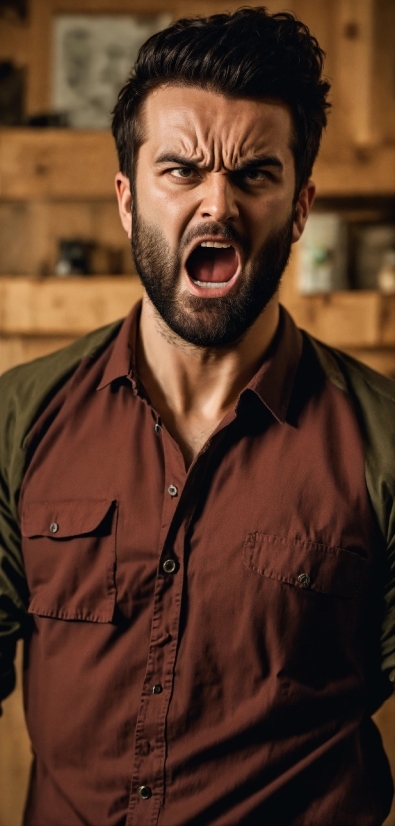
top-left (298, 213), bottom-right (348, 294)
top-left (378, 250), bottom-right (395, 295)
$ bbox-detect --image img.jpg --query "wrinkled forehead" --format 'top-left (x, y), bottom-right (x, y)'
top-left (139, 84), bottom-right (294, 168)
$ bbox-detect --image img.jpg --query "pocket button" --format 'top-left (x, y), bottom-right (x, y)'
top-left (298, 572), bottom-right (311, 589)
top-left (49, 522), bottom-right (59, 534)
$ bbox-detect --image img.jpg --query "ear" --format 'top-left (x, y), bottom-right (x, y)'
top-left (115, 172), bottom-right (132, 239)
top-left (292, 179), bottom-right (316, 243)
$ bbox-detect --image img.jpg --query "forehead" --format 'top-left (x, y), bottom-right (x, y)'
top-left (140, 84), bottom-right (294, 164)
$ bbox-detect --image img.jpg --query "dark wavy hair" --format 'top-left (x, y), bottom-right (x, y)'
top-left (111, 7), bottom-right (331, 195)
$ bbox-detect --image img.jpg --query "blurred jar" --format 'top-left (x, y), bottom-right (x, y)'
top-left (55, 240), bottom-right (93, 276)
top-left (378, 250), bottom-right (395, 295)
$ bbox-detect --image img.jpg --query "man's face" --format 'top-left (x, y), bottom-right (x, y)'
top-left (116, 85), bottom-right (313, 347)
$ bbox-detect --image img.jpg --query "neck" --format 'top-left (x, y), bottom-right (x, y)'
top-left (136, 294), bottom-right (280, 465)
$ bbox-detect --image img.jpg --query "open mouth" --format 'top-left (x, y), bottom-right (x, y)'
top-left (186, 241), bottom-right (240, 292)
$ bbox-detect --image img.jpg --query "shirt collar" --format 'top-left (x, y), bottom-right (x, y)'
top-left (97, 300), bottom-right (303, 423)
top-left (97, 301), bottom-right (142, 391)
top-left (242, 306), bottom-right (303, 423)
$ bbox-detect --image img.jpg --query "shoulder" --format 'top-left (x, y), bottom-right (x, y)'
top-left (305, 332), bottom-right (395, 542)
top-left (305, 333), bottom-right (395, 461)
top-left (0, 320), bottom-right (123, 513)
top-left (306, 333), bottom-right (395, 420)
top-left (0, 320), bottom-right (122, 406)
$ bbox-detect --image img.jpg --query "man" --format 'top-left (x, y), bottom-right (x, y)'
top-left (0, 7), bottom-right (394, 825)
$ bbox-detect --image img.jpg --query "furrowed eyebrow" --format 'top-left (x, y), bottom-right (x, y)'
top-left (155, 153), bottom-right (198, 168)
top-left (154, 153), bottom-right (283, 172)
top-left (234, 156), bottom-right (284, 173)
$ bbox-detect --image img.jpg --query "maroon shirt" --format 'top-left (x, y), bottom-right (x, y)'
top-left (19, 303), bottom-right (392, 825)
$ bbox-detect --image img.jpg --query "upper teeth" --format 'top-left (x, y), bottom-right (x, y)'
top-left (199, 242), bottom-right (232, 248)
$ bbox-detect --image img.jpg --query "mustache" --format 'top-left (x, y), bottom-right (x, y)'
top-left (180, 222), bottom-right (251, 257)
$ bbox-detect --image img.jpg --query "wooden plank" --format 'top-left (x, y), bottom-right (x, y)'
top-left (0, 276), bottom-right (143, 335)
top-left (0, 15), bottom-right (29, 69)
top-left (282, 291), bottom-right (395, 348)
top-left (341, 347), bottom-right (395, 379)
top-left (313, 146), bottom-right (395, 196)
top-left (0, 335), bottom-right (76, 376)
top-left (0, 644), bottom-right (31, 826)
top-left (336, 0), bottom-right (377, 150)
top-left (27, 0), bottom-right (52, 115)
top-left (0, 130), bottom-right (118, 200)
top-left (53, 0), bottom-right (177, 11)
top-left (374, 694), bottom-right (395, 826)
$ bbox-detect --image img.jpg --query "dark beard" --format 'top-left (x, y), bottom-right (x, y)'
top-left (131, 203), bottom-right (293, 348)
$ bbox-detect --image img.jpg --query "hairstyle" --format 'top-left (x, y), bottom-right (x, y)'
top-left (111, 6), bottom-right (331, 195)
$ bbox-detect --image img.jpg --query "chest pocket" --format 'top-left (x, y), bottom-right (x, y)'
top-left (243, 532), bottom-right (366, 598)
top-left (21, 499), bottom-right (117, 622)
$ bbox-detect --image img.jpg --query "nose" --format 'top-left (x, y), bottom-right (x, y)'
top-left (199, 173), bottom-right (239, 223)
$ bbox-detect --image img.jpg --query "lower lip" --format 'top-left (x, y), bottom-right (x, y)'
top-left (183, 266), bottom-right (241, 298)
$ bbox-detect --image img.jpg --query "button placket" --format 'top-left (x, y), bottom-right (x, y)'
top-left (127, 429), bottom-right (187, 826)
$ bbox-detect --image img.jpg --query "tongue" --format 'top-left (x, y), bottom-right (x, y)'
top-left (187, 247), bottom-right (238, 283)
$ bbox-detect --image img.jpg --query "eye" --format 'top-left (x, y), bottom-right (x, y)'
top-left (231, 168), bottom-right (273, 189)
top-left (243, 169), bottom-right (271, 182)
top-left (248, 169), bottom-right (265, 179)
top-left (170, 167), bottom-right (196, 179)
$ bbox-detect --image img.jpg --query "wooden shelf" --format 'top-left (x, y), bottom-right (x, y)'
top-left (0, 130), bottom-right (118, 200)
top-left (0, 275), bottom-right (143, 335)
top-left (314, 147), bottom-right (395, 197)
top-left (283, 291), bottom-right (395, 349)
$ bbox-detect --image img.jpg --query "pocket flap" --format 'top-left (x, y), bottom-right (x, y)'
top-left (22, 499), bottom-right (114, 538)
top-left (244, 532), bottom-right (365, 598)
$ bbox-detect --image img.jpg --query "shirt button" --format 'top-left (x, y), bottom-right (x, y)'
top-left (138, 785), bottom-right (152, 800)
top-left (152, 683), bottom-right (163, 694)
top-left (298, 572), bottom-right (311, 589)
top-left (168, 485), bottom-right (178, 497)
top-left (49, 522), bottom-right (59, 534)
top-left (163, 559), bottom-right (177, 574)
top-left (154, 423), bottom-right (161, 435)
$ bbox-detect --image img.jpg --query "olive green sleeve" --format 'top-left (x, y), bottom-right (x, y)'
top-left (0, 458), bottom-right (29, 709)
top-left (309, 335), bottom-right (395, 691)
top-left (333, 353), bottom-right (395, 687)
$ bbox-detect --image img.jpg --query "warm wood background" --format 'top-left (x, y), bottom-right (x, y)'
top-left (0, 0), bottom-right (394, 824)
